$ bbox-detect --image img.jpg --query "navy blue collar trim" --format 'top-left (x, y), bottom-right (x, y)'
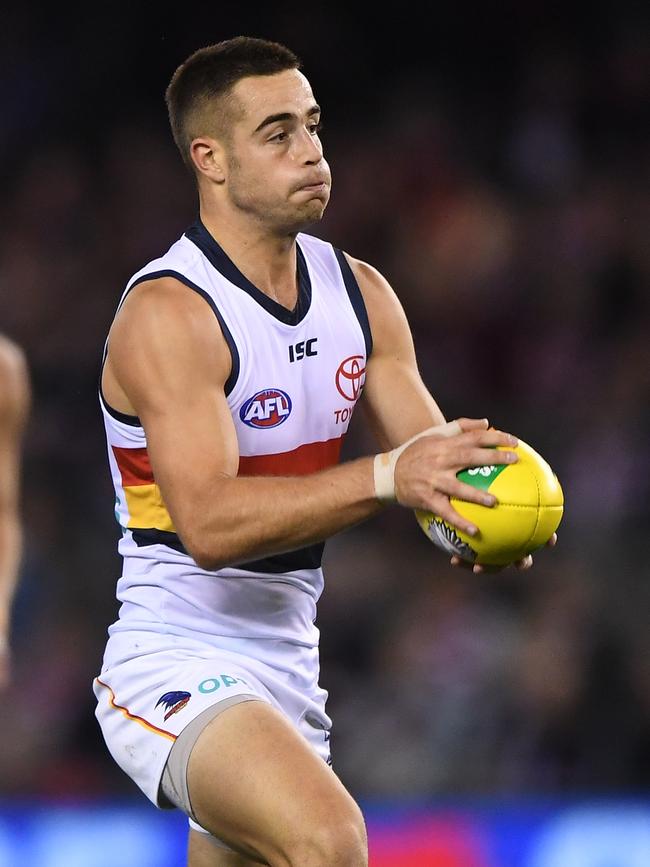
top-left (185, 219), bottom-right (312, 325)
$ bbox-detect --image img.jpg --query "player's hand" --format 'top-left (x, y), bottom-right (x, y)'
top-left (450, 532), bottom-right (558, 574)
top-left (393, 418), bottom-right (519, 536)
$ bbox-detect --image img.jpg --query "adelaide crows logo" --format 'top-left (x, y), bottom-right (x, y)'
top-left (155, 691), bottom-right (191, 721)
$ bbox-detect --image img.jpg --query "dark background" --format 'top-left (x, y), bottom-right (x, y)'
top-left (1, 3), bottom-right (648, 803)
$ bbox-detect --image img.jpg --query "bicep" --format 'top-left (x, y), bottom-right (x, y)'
top-left (109, 281), bottom-right (239, 535)
top-left (347, 257), bottom-right (446, 449)
top-left (139, 378), bottom-right (239, 536)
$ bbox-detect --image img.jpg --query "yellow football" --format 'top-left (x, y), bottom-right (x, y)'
top-left (415, 437), bottom-right (564, 566)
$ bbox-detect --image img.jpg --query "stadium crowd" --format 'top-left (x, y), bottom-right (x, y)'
top-left (0, 6), bottom-right (648, 805)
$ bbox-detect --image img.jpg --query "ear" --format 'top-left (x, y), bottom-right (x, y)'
top-left (190, 136), bottom-right (226, 183)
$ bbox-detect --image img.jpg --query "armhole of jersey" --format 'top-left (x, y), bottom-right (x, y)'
top-left (333, 249), bottom-right (373, 358)
top-left (99, 268), bottom-right (241, 425)
top-left (99, 337), bottom-right (141, 427)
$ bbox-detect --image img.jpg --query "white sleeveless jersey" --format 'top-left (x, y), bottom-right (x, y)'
top-left (100, 219), bottom-right (372, 667)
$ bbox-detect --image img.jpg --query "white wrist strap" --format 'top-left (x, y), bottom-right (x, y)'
top-left (373, 420), bottom-right (462, 503)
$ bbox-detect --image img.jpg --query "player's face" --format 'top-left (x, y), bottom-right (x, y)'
top-left (224, 70), bottom-right (331, 233)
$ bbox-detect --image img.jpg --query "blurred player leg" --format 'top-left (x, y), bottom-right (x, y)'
top-left (186, 701), bottom-right (367, 867)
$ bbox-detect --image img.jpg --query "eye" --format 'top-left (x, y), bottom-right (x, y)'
top-left (269, 130), bottom-right (289, 143)
top-left (309, 120), bottom-right (323, 135)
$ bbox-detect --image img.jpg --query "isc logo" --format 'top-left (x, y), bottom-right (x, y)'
top-left (288, 338), bottom-right (318, 363)
top-left (240, 389), bottom-right (292, 429)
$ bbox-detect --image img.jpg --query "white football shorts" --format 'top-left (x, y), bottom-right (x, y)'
top-left (93, 630), bottom-right (332, 841)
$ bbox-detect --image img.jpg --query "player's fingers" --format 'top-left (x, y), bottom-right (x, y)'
top-left (450, 556), bottom-right (504, 575)
top-left (476, 557), bottom-right (533, 572)
top-left (450, 555), bottom-right (475, 571)
top-left (473, 563), bottom-right (508, 574)
top-left (455, 446), bottom-right (518, 470)
top-left (460, 429), bottom-right (518, 449)
top-left (475, 560), bottom-right (531, 574)
top-left (445, 478), bottom-right (497, 507)
top-left (454, 418), bottom-right (490, 433)
top-left (546, 533), bottom-right (558, 548)
top-left (421, 420), bottom-right (464, 439)
top-left (429, 496), bottom-right (478, 537)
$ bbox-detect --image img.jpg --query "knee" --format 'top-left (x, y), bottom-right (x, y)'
top-left (285, 806), bottom-right (367, 867)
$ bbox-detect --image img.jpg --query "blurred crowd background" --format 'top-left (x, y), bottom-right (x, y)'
top-left (0, 4), bottom-right (648, 808)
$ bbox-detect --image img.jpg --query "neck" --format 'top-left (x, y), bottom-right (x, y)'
top-left (199, 202), bottom-right (299, 309)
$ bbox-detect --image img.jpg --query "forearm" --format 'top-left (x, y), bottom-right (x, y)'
top-left (362, 395), bottom-right (445, 451)
top-left (360, 357), bottom-right (447, 452)
top-left (181, 455), bottom-right (385, 570)
top-left (0, 515), bottom-right (22, 636)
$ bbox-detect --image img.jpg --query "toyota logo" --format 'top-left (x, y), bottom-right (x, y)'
top-left (335, 355), bottom-right (366, 402)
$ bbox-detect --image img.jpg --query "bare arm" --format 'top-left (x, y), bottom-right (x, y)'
top-left (0, 337), bottom-right (30, 686)
top-left (106, 279), bottom-right (385, 571)
top-left (351, 256), bottom-right (447, 449)
top-left (106, 269), bottom-right (517, 572)
top-left (347, 255), bottom-right (519, 532)
top-left (348, 255), bottom-right (550, 569)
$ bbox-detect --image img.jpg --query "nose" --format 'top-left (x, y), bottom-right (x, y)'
top-left (297, 126), bottom-right (323, 165)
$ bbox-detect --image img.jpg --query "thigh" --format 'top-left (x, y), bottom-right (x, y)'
top-left (186, 700), bottom-right (367, 865)
top-left (188, 828), bottom-right (265, 867)
top-left (94, 645), bottom-right (273, 809)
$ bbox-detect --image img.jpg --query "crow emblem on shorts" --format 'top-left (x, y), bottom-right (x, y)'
top-left (156, 691), bottom-right (191, 721)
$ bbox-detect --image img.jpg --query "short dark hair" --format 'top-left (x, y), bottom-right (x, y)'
top-left (165, 36), bottom-right (301, 170)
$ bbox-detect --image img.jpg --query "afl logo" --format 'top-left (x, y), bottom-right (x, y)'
top-left (335, 356), bottom-right (366, 402)
top-left (240, 389), bottom-right (292, 429)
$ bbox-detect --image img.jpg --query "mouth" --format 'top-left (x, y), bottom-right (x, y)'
top-left (296, 179), bottom-right (329, 193)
